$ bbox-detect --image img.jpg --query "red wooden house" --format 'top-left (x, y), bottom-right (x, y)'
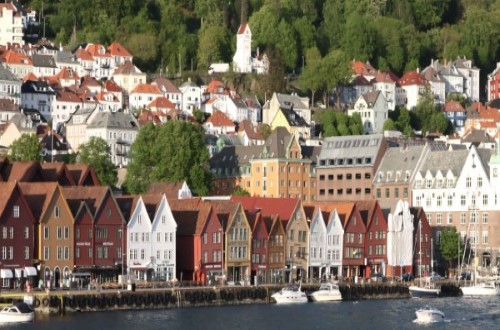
top-left (0, 182), bottom-right (37, 288)
top-left (357, 200), bottom-right (388, 278)
top-left (199, 204), bottom-right (223, 285)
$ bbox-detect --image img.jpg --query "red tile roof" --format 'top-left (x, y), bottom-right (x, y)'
top-left (147, 96), bottom-right (175, 110)
top-left (104, 79), bottom-right (122, 92)
top-left (230, 196), bottom-right (299, 226)
top-left (130, 83), bottom-right (161, 94)
top-left (22, 72), bottom-right (38, 82)
top-left (107, 42), bottom-right (132, 57)
top-left (74, 48), bottom-right (94, 61)
top-left (399, 70), bottom-right (426, 86)
top-left (443, 100), bottom-right (465, 113)
top-left (237, 23), bottom-right (248, 34)
top-left (205, 110), bottom-right (234, 127)
top-left (351, 61), bottom-right (376, 77)
top-left (2, 50), bottom-right (32, 66)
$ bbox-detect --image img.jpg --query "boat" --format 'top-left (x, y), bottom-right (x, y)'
top-left (271, 284), bottom-right (308, 304)
top-left (461, 281), bottom-right (500, 296)
top-left (409, 220), bottom-right (441, 298)
top-left (414, 306), bottom-right (445, 323)
top-left (310, 282), bottom-right (342, 302)
top-left (0, 301), bottom-right (34, 323)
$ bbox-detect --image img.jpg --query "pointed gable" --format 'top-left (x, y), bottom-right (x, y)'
top-left (65, 163), bottom-right (101, 186)
top-left (18, 182), bottom-right (59, 221)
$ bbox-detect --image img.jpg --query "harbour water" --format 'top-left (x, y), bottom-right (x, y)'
top-left (3, 296), bottom-right (499, 329)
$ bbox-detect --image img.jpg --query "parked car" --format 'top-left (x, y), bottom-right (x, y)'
top-left (371, 273), bottom-right (387, 282)
top-left (401, 273), bottom-right (415, 282)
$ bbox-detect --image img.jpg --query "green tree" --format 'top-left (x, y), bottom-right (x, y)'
top-left (78, 137), bottom-right (117, 187)
top-left (320, 50), bottom-right (353, 108)
top-left (232, 186), bottom-right (251, 196)
top-left (439, 227), bottom-right (464, 271)
top-left (9, 134), bottom-right (42, 162)
top-left (197, 25), bottom-right (232, 69)
top-left (383, 118), bottom-right (397, 131)
top-left (125, 121), bottom-right (213, 196)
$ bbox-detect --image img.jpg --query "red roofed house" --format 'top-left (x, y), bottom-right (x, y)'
top-left (1, 50), bottom-right (33, 79)
top-left (152, 77), bottom-right (182, 109)
top-left (0, 182), bottom-right (37, 289)
top-left (84, 43), bottom-right (112, 79)
top-left (203, 109), bottom-right (236, 135)
top-left (54, 67), bottom-right (80, 88)
top-left (398, 69), bottom-right (428, 109)
top-left (74, 48), bottom-right (94, 78)
top-left (372, 71), bottom-right (399, 110)
top-left (129, 83), bottom-right (161, 110)
top-left (112, 61), bottom-right (146, 94)
top-left (351, 61), bottom-right (377, 81)
top-left (147, 97), bottom-right (176, 113)
top-left (107, 42), bottom-right (133, 67)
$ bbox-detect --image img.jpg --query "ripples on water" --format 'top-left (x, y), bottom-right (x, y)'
top-left (4, 296), bottom-right (499, 330)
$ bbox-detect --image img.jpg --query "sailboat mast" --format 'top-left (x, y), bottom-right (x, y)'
top-left (419, 219), bottom-right (422, 286)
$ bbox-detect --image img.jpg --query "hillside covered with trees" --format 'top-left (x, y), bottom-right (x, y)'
top-left (26, 0), bottom-right (500, 82)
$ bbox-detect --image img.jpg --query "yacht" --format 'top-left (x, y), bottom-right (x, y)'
top-left (271, 284), bottom-right (308, 304)
top-left (414, 306), bottom-right (445, 323)
top-left (461, 282), bottom-right (500, 296)
top-left (409, 279), bottom-right (441, 298)
top-left (310, 282), bottom-right (342, 302)
top-left (0, 301), bottom-right (34, 324)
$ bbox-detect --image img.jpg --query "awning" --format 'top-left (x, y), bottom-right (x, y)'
top-left (0, 269), bottom-right (13, 279)
top-left (24, 267), bottom-right (37, 276)
top-left (14, 268), bottom-right (24, 278)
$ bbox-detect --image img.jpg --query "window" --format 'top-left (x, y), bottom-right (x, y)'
top-left (55, 206), bottom-right (60, 218)
top-left (470, 212), bottom-right (477, 223)
top-left (483, 231), bottom-right (489, 244)
top-left (203, 233), bottom-right (208, 244)
top-left (460, 213), bottom-right (466, 224)
top-left (24, 226), bottom-right (29, 239)
top-left (57, 246), bottom-right (63, 260)
top-left (482, 213), bottom-right (488, 224)
top-left (64, 227), bottom-right (70, 239)
top-left (44, 246), bottom-right (50, 261)
top-left (447, 213), bottom-right (453, 224)
top-left (466, 177), bottom-right (471, 188)
top-left (448, 195), bottom-right (453, 207)
top-left (385, 188), bottom-right (390, 198)
top-left (13, 205), bottom-right (20, 218)
top-left (44, 226), bottom-right (49, 239)
top-left (436, 213), bottom-right (442, 224)
top-left (24, 246), bottom-right (29, 260)
top-left (461, 195), bottom-right (466, 206)
top-left (436, 196), bottom-right (442, 207)
top-left (477, 177), bottom-right (483, 187)
top-left (436, 231), bottom-right (441, 244)
top-left (483, 194), bottom-right (488, 206)
top-left (394, 188), bottom-right (399, 198)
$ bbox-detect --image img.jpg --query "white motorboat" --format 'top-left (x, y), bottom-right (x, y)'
top-left (414, 306), bottom-right (445, 323)
top-left (310, 282), bottom-right (342, 302)
top-left (271, 284), bottom-right (308, 304)
top-left (409, 282), bottom-right (441, 298)
top-left (0, 301), bottom-right (34, 324)
top-left (461, 282), bottom-right (500, 296)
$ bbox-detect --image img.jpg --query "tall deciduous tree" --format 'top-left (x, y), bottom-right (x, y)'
top-left (197, 25), bottom-right (232, 70)
top-left (9, 134), bottom-right (42, 162)
top-left (125, 121), bottom-right (213, 196)
top-left (78, 137), bottom-right (117, 187)
top-left (439, 227), bottom-right (464, 271)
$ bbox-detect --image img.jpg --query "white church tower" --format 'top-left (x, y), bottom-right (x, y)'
top-left (233, 24), bottom-right (253, 73)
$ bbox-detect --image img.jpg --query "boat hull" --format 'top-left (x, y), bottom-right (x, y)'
top-left (0, 312), bottom-right (34, 323)
top-left (409, 286), bottom-right (441, 298)
top-left (415, 309), bottom-right (444, 323)
top-left (271, 290), bottom-right (308, 304)
top-left (310, 292), bottom-right (342, 302)
top-left (461, 285), bottom-right (500, 296)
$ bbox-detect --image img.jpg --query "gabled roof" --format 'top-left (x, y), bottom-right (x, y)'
top-left (104, 79), bottom-right (123, 93)
top-left (351, 75), bottom-right (371, 86)
top-left (115, 195), bottom-right (138, 222)
top-left (230, 196), bottom-right (299, 227)
top-left (279, 108), bottom-right (309, 127)
top-left (130, 83), bottom-right (160, 94)
top-left (444, 100), bottom-right (465, 113)
top-left (0, 181), bottom-right (18, 219)
top-left (56, 90), bottom-right (82, 103)
top-left (61, 186), bottom-right (109, 217)
top-left (147, 181), bottom-right (190, 200)
top-left (113, 60), bottom-right (142, 75)
top-left (55, 67), bottom-right (79, 81)
top-left (147, 97), bottom-right (175, 110)
top-left (357, 90), bottom-right (381, 106)
top-left (351, 61), bottom-right (376, 77)
top-left (170, 198), bottom-right (209, 235)
top-left (87, 111), bottom-right (139, 130)
top-left (373, 71), bottom-right (399, 84)
top-left (0, 66), bottom-right (20, 82)
top-left (66, 163), bottom-right (101, 186)
top-left (238, 120), bottom-right (263, 140)
top-left (355, 200), bottom-right (378, 228)
top-left (39, 162), bottom-right (75, 185)
top-left (399, 70), bottom-right (426, 86)
top-left (237, 23), bottom-right (249, 34)
top-left (263, 126), bottom-right (294, 158)
top-left (139, 193), bottom-right (164, 221)
top-left (32, 54), bottom-right (57, 68)
top-left (152, 77), bottom-right (181, 94)
top-left (319, 134), bottom-right (386, 163)
top-left (107, 42), bottom-right (132, 57)
top-left (417, 149), bottom-right (468, 178)
top-left (18, 182), bottom-right (59, 221)
top-left (205, 110), bottom-right (234, 127)
top-left (1, 161), bottom-right (42, 182)
top-left (74, 48), bottom-right (93, 61)
top-left (2, 50), bottom-right (32, 66)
